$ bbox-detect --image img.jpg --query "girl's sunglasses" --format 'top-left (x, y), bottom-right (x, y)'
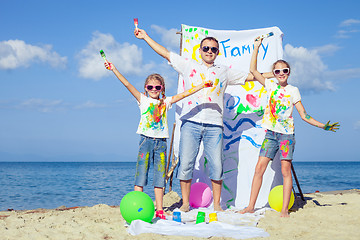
top-left (202, 46), bottom-right (219, 54)
top-left (146, 85), bottom-right (163, 91)
top-left (273, 68), bottom-right (290, 75)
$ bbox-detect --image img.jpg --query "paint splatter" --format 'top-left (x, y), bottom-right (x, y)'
top-left (142, 102), bottom-right (167, 131)
top-left (158, 152), bottom-right (166, 177)
top-left (261, 139), bottom-right (268, 150)
top-left (242, 82), bottom-right (255, 91)
top-left (246, 94), bottom-right (260, 107)
top-left (280, 140), bottom-right (291, 158)
top-left (189, 69), bottom-right (197, 78)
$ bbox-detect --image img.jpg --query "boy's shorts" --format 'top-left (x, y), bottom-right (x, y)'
top-left (259, 129), bottom-right (295, 160)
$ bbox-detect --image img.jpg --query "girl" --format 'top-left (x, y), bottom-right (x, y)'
top-left (104, 61), bottom-right (213, 219)
top-left (240, 37), bottom-right (339, 217)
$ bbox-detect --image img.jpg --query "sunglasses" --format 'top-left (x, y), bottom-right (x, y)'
top-left (145, 85), bottom-right (163, 91)
top-left (202, 46), bottom-right (219, 54)
top-left (273, 68), bottom-right (290, 75)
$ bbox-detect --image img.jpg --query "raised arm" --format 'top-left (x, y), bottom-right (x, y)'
top-left (247, 37), bottom-right (267, 86)
top-left (170, 81), bottom-right (213, 104)
top-left (295, 101), bottom-right (340, 132)
top-left (134, 28), bottom-right (170, 62)
top-left (105, 62), bottom-right (141, 102)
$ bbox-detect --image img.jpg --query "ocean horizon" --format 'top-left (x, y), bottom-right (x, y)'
top-left (1, 161), bottom-right (359, 211)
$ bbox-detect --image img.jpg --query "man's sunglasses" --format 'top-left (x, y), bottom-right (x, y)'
top-left (202, 46), bottom-right (219, 54)
top-left (273, 68), bottom-right (290, 75)
top-left (146, 85), bottom-right (163, 91)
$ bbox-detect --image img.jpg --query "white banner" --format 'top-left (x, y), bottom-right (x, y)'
top-left (174, 24), bottom-right (284, 208)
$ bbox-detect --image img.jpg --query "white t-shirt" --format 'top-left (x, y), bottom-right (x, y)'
top-left (262, 79), bottom-right (301, 134)
top-left (136, 94), bottom-right (173, 138)
top-left (169, 52), bottom-right (247, 127)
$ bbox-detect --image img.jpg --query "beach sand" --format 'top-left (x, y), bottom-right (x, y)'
top-left (1, 189), bottom-right (359, 240)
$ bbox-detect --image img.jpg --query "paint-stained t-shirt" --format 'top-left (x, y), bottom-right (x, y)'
top-left (169, 52), bottom-right (247, 127)
top-left (136, 94), bottom-right (172, 138)
top-left (262, 78), bottom-right (301, 134)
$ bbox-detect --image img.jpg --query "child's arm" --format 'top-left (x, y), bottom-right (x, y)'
top-left (295, 101), bottom-right (340, 132)
top-left (170, 81), bottom-right (213, 104)
top-left (105, 62), bottom-right (141, 102)
top-left (134, 28), bottom-right (170, 62)
top-left (247, 37), bottom-right (267, 86)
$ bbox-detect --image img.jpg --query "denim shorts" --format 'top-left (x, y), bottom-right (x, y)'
top-left (176, 121), bottom-right (224, 181)
top-left (259, 129), bottom-right (296, 160)
top-left (134, 135), bottom-right (167, 188)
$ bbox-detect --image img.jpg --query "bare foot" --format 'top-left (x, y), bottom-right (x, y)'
top-left (214, 204), bottom-right (224, 212)
top-left (237, 206), bottom-right (255, 214)
top-left (280, 210), bottom-right (289, 218)
top-left (179, 203), bottom-right (189, 212)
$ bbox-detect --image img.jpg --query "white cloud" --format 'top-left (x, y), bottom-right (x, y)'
top-left (312, 44), bottom-right (341, 56)
top-left (73, 100), bottom-right (107, 109)
top-left (336, 19), bottom-right (360, 38)
top-left (324, 68), bottom-right (360, 81)
top-left (339, 19), bottom-right (360, 27)
top-left (0, 40), bottom-right (67, 70)
top-left (19, 99), bottom-right (65, 113)
top-left (151, 25), bottom-right (181, 52)
top-left (283, 44), bottom-right (335, 93)
top-left (355, 121), bottom-right (360, 130)
top-left (4, 98), bottom-right (110, 112)
top-left (335, 29), bottom-right (359, 39)
top-left (77, 31), bottom-right (155, 80)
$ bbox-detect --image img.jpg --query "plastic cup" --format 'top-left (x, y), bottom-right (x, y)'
top-left (173, 211), bottom-right (181, 222)
top-left (196, 211), bottom-right (205, 224)
top-left (209, 212), bottom-right (217, 222)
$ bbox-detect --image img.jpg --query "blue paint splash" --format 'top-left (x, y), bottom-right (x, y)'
top-left (223, 118), bottom-right (261, 132)
top-left (224, 134), bottom-right (261, 150)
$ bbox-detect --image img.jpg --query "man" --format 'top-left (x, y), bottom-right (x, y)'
top-left (135, 28), bottom-right (273, 211)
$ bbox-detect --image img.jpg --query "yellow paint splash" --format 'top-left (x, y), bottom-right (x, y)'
top-left (192, 44), bottom-right (201, 62)
top-left (255, 86), bottom-right (267, 98)
top-left (158, 152), bottom-right (166, 177)
top-left (242, 81), bottom-right (255, 91)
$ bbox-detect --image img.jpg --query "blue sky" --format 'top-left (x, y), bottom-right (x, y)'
top-left (0, 0), bottom-right (359, 162)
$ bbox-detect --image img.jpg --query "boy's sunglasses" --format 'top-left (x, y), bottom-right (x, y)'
top-left (202, 46), bottom-right (219, 54)
top-left (273, 68), bottom-right (290, 75)
top-left (146, 85), bottom-right (163, 91)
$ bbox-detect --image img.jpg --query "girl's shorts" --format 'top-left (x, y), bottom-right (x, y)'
top-left (259, 130), bottom-right (295, 160)
top-left (134, 135), bottom-right (167, 188)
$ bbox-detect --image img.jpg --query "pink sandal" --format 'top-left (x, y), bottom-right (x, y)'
top-left (155, 210), bottom-right (166, 220)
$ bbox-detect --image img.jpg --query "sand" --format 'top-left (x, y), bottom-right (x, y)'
top-left (1, 189), bottom-right (359, 240)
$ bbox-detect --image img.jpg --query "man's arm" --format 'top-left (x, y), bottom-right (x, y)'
top-left (134, 28), bottom-right (170, 61)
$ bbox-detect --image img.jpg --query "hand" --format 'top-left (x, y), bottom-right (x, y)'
top-left (134, 28), bottom-right (147, 39)
top-left (104, 61), bottom-right (114, 71)
top-left (204, 80), bottom-right (213, 88)
top-left (323, 121), bottom-right (340, 132)
top-left (254, 36), bottom-right (262, 48)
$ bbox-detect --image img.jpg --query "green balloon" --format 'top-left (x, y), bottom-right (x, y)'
top-left (120, 191), bottom-right (155, 224)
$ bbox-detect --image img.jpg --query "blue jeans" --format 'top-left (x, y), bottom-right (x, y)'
top-left (134, 135), bottom-right (167, 188)
top-left (259, 129), bottom-right (296, 160)
top-left (177, 121), bottom-right (224, 181)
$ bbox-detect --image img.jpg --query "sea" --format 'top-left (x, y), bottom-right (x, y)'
top-left (0, 161), bottom-right (359, 211)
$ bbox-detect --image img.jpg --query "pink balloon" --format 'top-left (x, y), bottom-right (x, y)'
top-left (189, 182), bottom-right (213, 208)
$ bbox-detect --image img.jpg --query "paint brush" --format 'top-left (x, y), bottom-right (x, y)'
top-left (256, 32), bottom-right (274, 41)
top-left (134, 18), bottom-right (138, 30)
top-left (100, 49), bottom-right (111, 69)
top-left (100, 49), bottom-right (107, 62)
